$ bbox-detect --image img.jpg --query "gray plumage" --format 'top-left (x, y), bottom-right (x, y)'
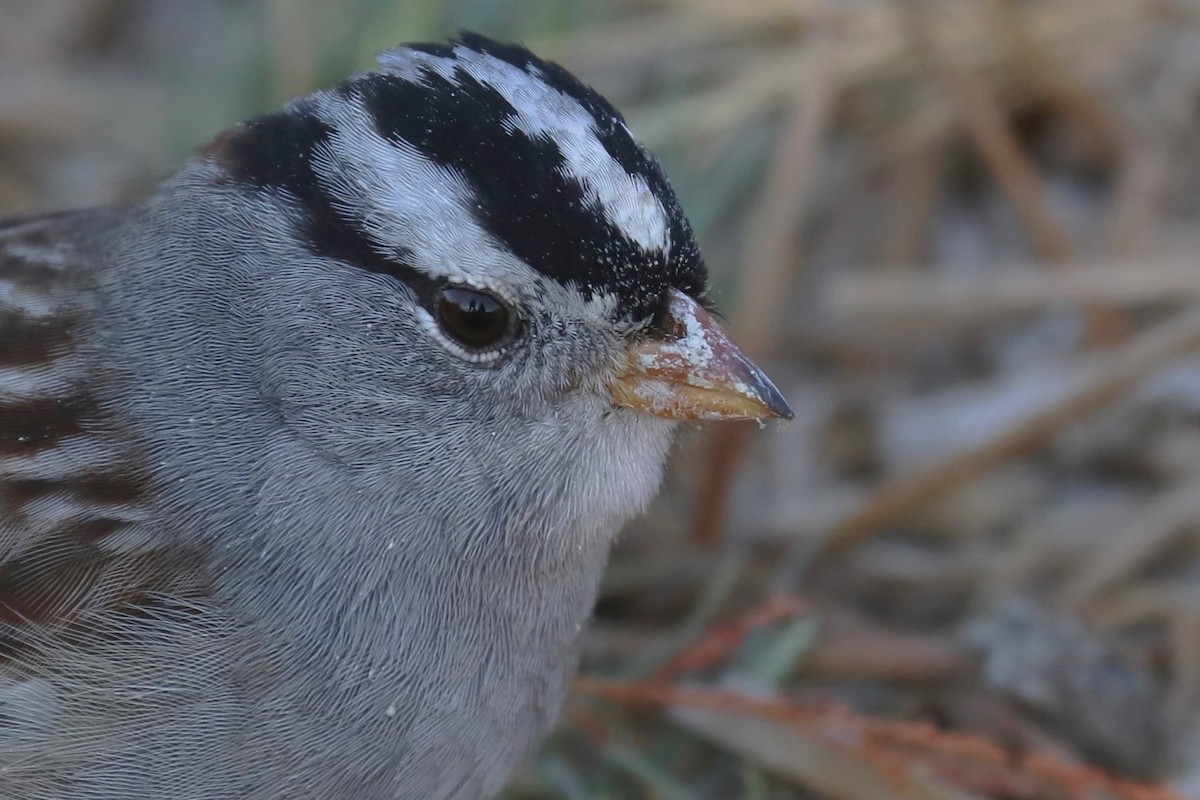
top-left (0, 36), bottom-right (789, 799)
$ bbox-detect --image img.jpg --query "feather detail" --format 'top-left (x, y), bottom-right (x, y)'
top-left (0, 212), bottom-right (204, 654)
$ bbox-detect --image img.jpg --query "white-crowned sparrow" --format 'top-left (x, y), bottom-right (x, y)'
top-left (0, 34), bottom-right (791, 799)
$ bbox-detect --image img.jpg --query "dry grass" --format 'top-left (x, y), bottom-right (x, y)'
top-left (4, 1), bottom-right (1200, 797)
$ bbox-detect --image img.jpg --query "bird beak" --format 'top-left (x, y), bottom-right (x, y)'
top-left (608, 289), bottom-right (794, 422)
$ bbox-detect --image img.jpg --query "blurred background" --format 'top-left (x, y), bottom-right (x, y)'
top-left (5, 1), bottom-right (1200, 797)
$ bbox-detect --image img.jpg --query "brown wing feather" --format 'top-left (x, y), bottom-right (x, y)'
top-left (0, 211), bottom-right (206, 654)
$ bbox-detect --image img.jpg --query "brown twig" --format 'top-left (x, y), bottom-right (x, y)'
top-left (691, 25), bottom-right (837, 545)
top-left (806, 611), bottom-right (974, 683)
top-left (821, 303), bottom-right (1200, 553)
top-left (824, 250), bottom-right (1200, 319)
top-left (649, 595), bottom-right (811, 683)
top-left (898, 0), bottom-right (1076, 264)
top-left (991, 0), bottom-right (1124, 164)
top-left (625, 49), bottom-right (813, 147)
top-left (875, 143), bottom-right (946, 268)
top-left (987, 0), bottom-right (1161, 260)
top-left (1059, 470), bottom-right (1200, 609)
top-left (574, 677), bottom-right (1192, 800)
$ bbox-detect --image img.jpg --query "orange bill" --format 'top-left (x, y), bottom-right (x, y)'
top-left (608, 289), bottom-right (793, 422)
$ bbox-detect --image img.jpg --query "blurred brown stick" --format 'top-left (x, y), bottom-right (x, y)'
top-left (626, 50), bottom-right (814, 147)
top-left (876, 144), bottom-right (946, 268)
top-left (649, 596), bottom-right (810, 683)
top-left (691, 28), bottom-right (837, 545)
top-left (574, 677), bottom-right (1191, 800)
top-left (991, 0), bottom-right (1124, 164)
top-left (824, 252), bottom-right (1200, 319)
top-left (807, 612), bottom-right (974, 683)
top-left (820, 304), bottom-right (1200, 553)
top-left (1059, 471), bottom-right (1200, 609)
top-left (899, 0), bottom-right (1076, 264)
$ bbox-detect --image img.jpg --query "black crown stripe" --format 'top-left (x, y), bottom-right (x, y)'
top-left (208, 104), bottom-right (439, 299)
top-left (206, 35), bottom-right (707, 324)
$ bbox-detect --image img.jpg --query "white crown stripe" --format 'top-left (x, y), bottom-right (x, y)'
top-left (383, 46), bottom-right (672, 255)
top-left (309, 95), bottom-right (532, 289)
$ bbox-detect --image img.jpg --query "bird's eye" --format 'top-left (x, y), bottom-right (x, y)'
top-left (435, 286), bottom-right (512, 350)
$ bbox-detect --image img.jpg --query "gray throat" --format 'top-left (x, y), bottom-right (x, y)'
top-left (83, 186), bottom-right (677, 796)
